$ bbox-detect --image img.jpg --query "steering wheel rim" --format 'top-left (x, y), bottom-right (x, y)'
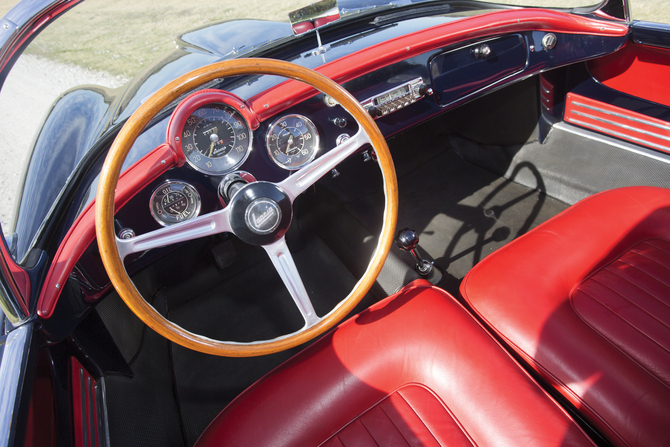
top-left (95, 58), bottom-right (398, 357)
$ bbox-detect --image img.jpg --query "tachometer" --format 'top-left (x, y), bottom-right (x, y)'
top-left (150, 181), bottom-right (201, 226)
top-left (181, 104), bottom-right (252, 175)
top-left (266, 114), bottom-right (319, 170)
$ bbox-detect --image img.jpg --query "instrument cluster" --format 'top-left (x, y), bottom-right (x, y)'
top-left (155, 90), bottom-right (322, 227)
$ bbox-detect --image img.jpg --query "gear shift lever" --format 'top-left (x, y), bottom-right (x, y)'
top-left (396, 228), bottom-right (434, 276)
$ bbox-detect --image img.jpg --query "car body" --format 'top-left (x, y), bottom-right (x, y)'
top-left (0, 0), bottom-right (669, 445)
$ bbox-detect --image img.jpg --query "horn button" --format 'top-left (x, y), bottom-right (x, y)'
top-left (228, 182), bottom-right (293, 246)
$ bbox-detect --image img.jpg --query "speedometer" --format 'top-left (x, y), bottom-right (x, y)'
top-left (181, 103), bottom-right (252, 175)
top-left (266, 114), bottom-right (319, 170)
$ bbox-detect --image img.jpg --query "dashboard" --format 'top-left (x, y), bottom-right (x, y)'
top-left (35, 9), bottom-right (629, 331)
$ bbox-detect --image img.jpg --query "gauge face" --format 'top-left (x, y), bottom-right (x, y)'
top-left (181, 103), bottom-right (252, 175)
top-left (150, 181), bottom-right (201, 226)
top-left (266, 115), bottom-right (319, 170)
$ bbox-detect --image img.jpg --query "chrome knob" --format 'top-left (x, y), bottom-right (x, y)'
top-left (542, 33), bottom-right (557, 50)
top-left (473, 44), bottom-right (491, 59)
top-left (396, 228), bottom-right (433, 276)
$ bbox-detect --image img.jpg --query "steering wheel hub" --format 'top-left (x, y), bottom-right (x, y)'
top-left (228, 181), bottom-right (292, 246)
top-left (245, 198), bottom-right (282, 235)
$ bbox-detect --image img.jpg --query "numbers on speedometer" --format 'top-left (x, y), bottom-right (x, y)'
top-left (181, 103), bottom-right (252, 175)
top-left (266, 115), bottom-right (319, 170)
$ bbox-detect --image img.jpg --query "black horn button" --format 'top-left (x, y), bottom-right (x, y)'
top-left (228, 182), bottom-right (292, 246)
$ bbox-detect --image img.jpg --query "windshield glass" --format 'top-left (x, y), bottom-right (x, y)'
top-left (0, 0), bottom-right (658, 260)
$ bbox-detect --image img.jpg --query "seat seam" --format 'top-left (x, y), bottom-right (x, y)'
top-left (641, 239), bottom-right (670, 257)
top-left (604, 261), bottom-right (670, 313)
top-left (316, 382), bottom-right (442, 447)
top-left (393, 391), bottom-right (442, 447)
top-left (376, 402), bottom-right (414, 447)
top-left (588, 273), bottom-right (670, 331)
top-left (573, 288), bottom-right (670, 391)
top-left (567, 237), bottom-right (670, 301)
top-left (624, 249), bottom-right (670, 290)
top-left (355, 419), bottom-right (381, 447)
top-left (575, 286), bottom-right (670, 357)
top-left (396, 387), bottom-right (478, 447)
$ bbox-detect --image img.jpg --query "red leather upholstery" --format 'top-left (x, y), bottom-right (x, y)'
top-left (291, 21), bottom-right (314, 34)
top-left (195, 282), bottom-right (594, 447)
top-left (314, 14), bottom-right (339, 28)
top-left (460, 186), bottom-right (670, 447)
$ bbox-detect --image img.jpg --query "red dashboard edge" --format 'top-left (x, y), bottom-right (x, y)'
top-left (37, 144), bottom-right (179, 318)
top-left (35, 8), bottom-right (628, 319)
top-left (248, 9), bottom-right (628, 121)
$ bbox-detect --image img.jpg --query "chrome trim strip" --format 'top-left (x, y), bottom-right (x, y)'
top-left (563, 118), bottom-right (670, 153)
top-left (87, 376), bottom-right (96, 447)
top-left (0, 323), bottom-right (31, 447)
top-left (554, 122), bottom-right (670, 165)
top-left (572, 101), bottom-right (670, 132)
top-left (0, 239), bottom-right (28, 325)
top-left (80, 369), bottom-right (88, 447)
top-left (570, 110), bottom-right (670, 143)
top-left (97, 378), bottom-right (111, 447)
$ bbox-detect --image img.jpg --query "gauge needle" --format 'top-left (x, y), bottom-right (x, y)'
top-left (208, 128), bottom-right (218, 157)
top-left (286, 134), bottom-right (294, 151)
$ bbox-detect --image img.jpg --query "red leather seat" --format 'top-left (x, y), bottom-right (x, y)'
top-left (195, 282), bottom-right (594, 447)
top-left (460, 186), bottom-right (670, 447)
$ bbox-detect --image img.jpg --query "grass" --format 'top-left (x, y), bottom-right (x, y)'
top-left (0, 0), bottom-right (667, 78)
top-left (0, 0), bottom-right (300, 77)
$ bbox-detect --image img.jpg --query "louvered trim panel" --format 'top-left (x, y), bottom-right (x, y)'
top-left (564, 93), bottom-right (670, 153)
top-left (71, 357), bottom-right (108, 447)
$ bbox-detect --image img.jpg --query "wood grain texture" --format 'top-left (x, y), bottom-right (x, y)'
top-left (95, 58), bottom-right (398, 356)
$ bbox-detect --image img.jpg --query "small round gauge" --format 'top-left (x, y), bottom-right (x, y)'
top-left (266, 114), bottom-right (319, 170)
top-left (150, 181), bottom-right (201, 226)
top-left (181, 103), bottom-right (252, 175)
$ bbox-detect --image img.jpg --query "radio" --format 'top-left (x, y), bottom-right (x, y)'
top-left (361, 77), bottom-right (431, 119)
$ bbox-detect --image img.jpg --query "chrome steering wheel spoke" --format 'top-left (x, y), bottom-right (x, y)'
top-left (116, 207), bottom-right (232, 260)
top-left (278, 129), bottom-right (370, 201)
top-left (263, 236), bottom-right (320, 327)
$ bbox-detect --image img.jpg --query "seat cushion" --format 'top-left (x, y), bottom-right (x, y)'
top-left (195, 281), bottom-right (594, 447)
top-left (460, 186), bottom-right (670, 447)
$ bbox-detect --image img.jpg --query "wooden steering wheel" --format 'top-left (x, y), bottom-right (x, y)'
top-left (95, 58), bottom-right (398, 357)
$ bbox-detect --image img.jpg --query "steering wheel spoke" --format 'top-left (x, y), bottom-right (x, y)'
top-left (116, 207), bottom-right (231, 259)
top-left (279, 129), bottom-right (370, 201)
top-left (263, 237), bottom-right (320, 327)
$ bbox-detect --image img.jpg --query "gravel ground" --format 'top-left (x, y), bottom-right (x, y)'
top-left (0, 55), bottom-right (126, 233)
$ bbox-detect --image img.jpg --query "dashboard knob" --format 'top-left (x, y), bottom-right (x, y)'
top-left (542, 33), bottom-right (557, 50)
top-left (366, 105), bottom-right (380, 118)
top-left (329, 117), bottom-right (348, 128)
top-left (473, 44), bottom-right (491, 59)
top-left (418, 83), bottom-right (432, 96)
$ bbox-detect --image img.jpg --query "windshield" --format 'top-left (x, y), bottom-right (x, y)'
top-left (338, 0), bottom-right (596, 16)
top-left (0, 0), bottom-right (658, 261)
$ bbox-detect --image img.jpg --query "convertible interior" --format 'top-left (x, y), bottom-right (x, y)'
top-left (6, 0), bottom-right (670, 446)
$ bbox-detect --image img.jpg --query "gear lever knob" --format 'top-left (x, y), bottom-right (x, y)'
top-left (396, 228), bottom-right (433, 276)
